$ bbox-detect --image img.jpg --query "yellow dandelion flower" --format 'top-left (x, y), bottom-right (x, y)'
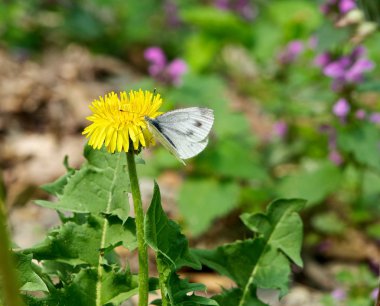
top-left (82, 90), bottom-right (163, 153)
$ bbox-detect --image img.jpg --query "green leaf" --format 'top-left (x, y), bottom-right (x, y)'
top-left (24, 266), bottom-right (138, 306)
top-left (199, 137), bottom-right (267, 180)
top-left (145, 182), bottom-right (201, 270)
top-left (178, 179), bottom-right (240, 236)
top-left (15, 253), bottom-right (48, 292)
top-left (145, 182), bottom-right (218, 306)
top-left (338, 123), bottom-right (380, 171)
top-left (152, 273), bottom-right (218, 306)
top-left (35, 145), bottom-right (130, 222)
top-left (181, 7), bottom-right (251, 43)
top-left (315, 21), bottom-right (351, 52)
top-left (311, 212), bottom-right (346, 234)
top-left (276, 160), bottom-right (341, 206)
top-left (240, 199), bottom-right (305, 267)
top-left (23, 215), bottom-right (136, 266)
top-left (194, 199), bottom-right (305, 304)
top-left (213, 288), bottom-right (266, 306)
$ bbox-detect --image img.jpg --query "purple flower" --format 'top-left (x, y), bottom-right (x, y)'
top-left (144, 47), bottom-right (187, 86)
top-left (324, 57), bottom-right (351, 78)
top-left (278, 40), bottom-right (304, 65)
top-left (370, 113), bottom-right (380, 124)
top-left (345, 58), bottom-right (374, 82)
top-left (333, 98), bottom-right (350, 118)
top-left (314, 52), bottom-right (332, 68)
top-left (144, 47), bottom-right (167, 77)
top-left (339, 0), bottom-right (356, 13)
top-left (321, 0), bottom-right (356, 17)
top-left (331, 288), bottom-right (347, 301)
top-left (318, 46), bottom-right (374, 91)
top-left (329, 150), bottom-right (344, 165)
top-left (273, 121), bottom-right (288, 138)
top-left (355, 109), bottom-right (366, 119)
top-left (371, 288), bottom-right (379, 300)
top-left (166, 59), bottom-right (188, 86)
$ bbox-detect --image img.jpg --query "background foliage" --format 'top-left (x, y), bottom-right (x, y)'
top-left (1, 0), bottom-right (380, 305)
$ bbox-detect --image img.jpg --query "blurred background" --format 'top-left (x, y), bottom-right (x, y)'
top-left (1, 0), bottom-right (380, 305)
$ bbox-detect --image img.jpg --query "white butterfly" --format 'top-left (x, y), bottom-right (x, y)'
top-left (145, 107), bottom-right (214, 165)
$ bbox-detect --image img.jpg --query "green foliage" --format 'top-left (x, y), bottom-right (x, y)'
top-left (36, 145), bottom-right (130, 222)
top-left (146, 182), bottom-right (217, 305)
top-left (338, 123), bottom-right (380, 171)
top-left (277, 161), bottom-right (342, 206)
top-left (14, 147), bottom-right (143, 305)
top-left (15, 253), bottom-right (48, 292)
top-left (194, 199), bottom-right (305, 305)
top-left (178, 179), bottom-right (240, 236)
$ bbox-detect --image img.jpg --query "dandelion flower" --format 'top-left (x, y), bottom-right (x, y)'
top-left (83, 90), bottom-right (163, 153)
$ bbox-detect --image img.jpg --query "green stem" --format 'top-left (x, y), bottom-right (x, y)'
top-left (156, 257), bottom-right (169, 306)
top-left (0, 191), bottom-right (24, 305)
top-left (126, 151), bottom-right (149, 306)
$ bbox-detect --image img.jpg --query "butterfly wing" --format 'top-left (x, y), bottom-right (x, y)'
top-left (145, 116), bottom-right (187, 164)
top-left (154, 107), bottom-right (214, 143)
top-left (145, 107), bottom-right (214, 163)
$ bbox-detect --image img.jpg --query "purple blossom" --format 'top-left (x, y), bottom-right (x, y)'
top-left (144, 47), bottom-right (187, 86)
top-left (345, 58), bottom-right (374, 82)
top-left (331, 288), bottom-right (347, 301)
top-left (144, 47), bottom-right (166, 77)
top-left (273, 121), bottom-right (288, 138)
top-left (329, 150), bottom-right (344, 165)
top-left (321, 0), bottom-right (356, 17)
top-left (333, 98), bottom-right (350, 118)
top-left (355, 109), bottom-right (366, 119)
top-left (370, 112), bottom-right (380, 124)
top-left (319, 46), bottom-right (374, 92)
top-left (314, 52), bottom-right (332, 68)
top-left (339, 0), bottom-right (356, 13)
top-left (166, 59), bottom-right (188, 86)
top-left (278, 41), bottom-right (304, 65)
top-left (371, 288), bottom-right (379, 300)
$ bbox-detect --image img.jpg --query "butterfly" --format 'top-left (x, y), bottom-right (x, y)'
top-left (144, 107), bottom-right (214, 165)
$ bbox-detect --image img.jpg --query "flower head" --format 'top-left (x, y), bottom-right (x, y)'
top-left (333, 98), bottom-right (350, 118)
top-left (144, 47), bottom-right (187, 86)
top-left (83, 90), bottom-right (163, 153)
top-left (278, 40), bottom-right (304, 65)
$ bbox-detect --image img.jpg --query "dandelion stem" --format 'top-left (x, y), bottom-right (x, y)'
top-left (127, 151), bottom-right (149, 306)
top-left (0, 172), bottom-right (24, 306)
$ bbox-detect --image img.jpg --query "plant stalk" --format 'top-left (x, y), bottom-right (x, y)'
top-left (156, 257), bottom-right (169, 306)
top-left (126, 151), bottom-right (149, 306)
top-left (0, 190), bottom-right (24, 306)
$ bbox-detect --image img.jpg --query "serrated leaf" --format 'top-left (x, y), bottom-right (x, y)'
top-left (23, 215), bottom-right (136, 266)
top-left (14, 253), bottom-right (48, 292)
top-left (145, 182), bottom-right (201, 270)
top-left (178, 179), bottom-right (240, 236)
top-left (194, 199), bottom-right (305, 305)
top-left (35, 145), bottom-right (130, 222)
top-left (24, 266), bottom-right (138, 306)
top-left (240, 199), bottom-right (305, 267)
